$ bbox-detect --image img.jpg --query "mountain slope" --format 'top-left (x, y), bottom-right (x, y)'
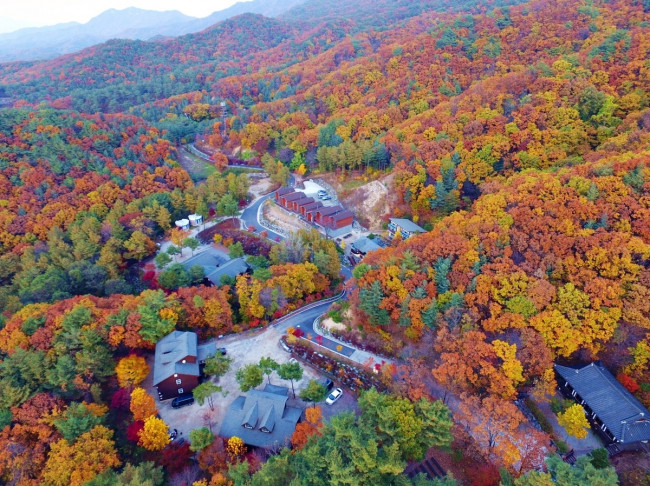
top-left (0, 0), bottom-right (308, 63)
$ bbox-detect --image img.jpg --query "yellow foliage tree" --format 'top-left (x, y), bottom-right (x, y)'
top-left (42, 425), bottom-right (121, 486)
top-left (115, 354), bottom-right (150, 389)
top-left (138, 415), bottom-right (170, 451)
top-left (226, 436), bottom-right (246, 462)
top-left (130, 387), bottom-right (158, 422)
top-left (557, 404), bottom-right (590, 439)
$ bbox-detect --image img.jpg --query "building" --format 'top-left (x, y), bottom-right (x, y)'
top-left (302, 201), bottom-right (323, 222)
top-left (388, 218), bottom-right (426, 240)
top-left (327, 210), bottom-right (354, 230)
top-left (205, 257), bottom-right (249, 286)
top-left (153, 331), bottom-right (217, 400)
top-left (555, 362), bottom-right (650, 446)
top-left (175, 219), bottom-right (190, 231)
top-left (351, 236), bottom-right (381, 256)
top-left (181, 249), bottom-right (228, 275)
top-left (275, 187), bottom-right (294, 202)
top-left (220, 384), bottom-right (302, 449)
top-left (188, 214), bottom-right (203, 227)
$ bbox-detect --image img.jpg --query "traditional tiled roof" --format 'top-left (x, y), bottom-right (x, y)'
top-left (205, 258), bottom-right (249, 285)
top-left (555, 362), bottom-right (650, 443)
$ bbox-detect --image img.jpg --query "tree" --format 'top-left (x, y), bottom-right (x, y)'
top-left (130, 387), bottom-right (158, 422)
top-left (123, 231), bottom-right (156, 261)
top-left (166, 245), bottom-right (181, 261)
top-left (515, 455), bottom-right (618, 485)
top-left (189, 264), bottom-right (205, 284)
top-left (299, 380), bottom-right (328, 405)
top-left (291, 406), bottom-right (323, 449)
top-left (557, 404), bottom-right (590, 439)
top-left (189, 427), bottom-right (215, 452)
top-left (217, 193), bottom-right (239, 218)
top-left (184, 237), bottom-right (200, 256)
top-left (228, 241), bottom-right (245, 259)
top-left (138, 415), bottom-right (170, 451)
top-left (43, 425), bottom-right (121, 486)
top-left (157, 263), bottom-right (191, 290)
top-left (226, 436), bottom-right (246, 463)
top-left (259, 357), bottom-right (279, 385)
top-left (86, 461), bottom-right (165, 486)
top-left (53, 402), bottom-right (105, 443)
top-left (154, 252), bottom-right (172, 269)
top-left (203, 354), bottom-right (233, 378)
top-left (115, 355), bottom-right (150, 389)
top-left (278, 361), bottom-right (303, 398)
top-left (235, 364), bottom-right (263, 392)
top-left (193, 381), bottom-right (224, 411)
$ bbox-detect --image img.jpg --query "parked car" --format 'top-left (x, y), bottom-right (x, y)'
top-left (325, 388), bottom-right (343, 405)
top-left (320, 195), bottom-right (332, 200)
top-left (218, 347), bottom-right (227, 355)
top-left (280, 340), bottom-right (291, 352)
top-left (317, 190), bottom-right (327, 195)
top-left (320, 378), bottom-right (334, 392)
top-left (171, 395), bottom-right (195, 409)
top-left (289, 357), bottom-right (298, 365)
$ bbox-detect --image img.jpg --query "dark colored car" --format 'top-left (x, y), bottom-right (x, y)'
top-left (171, 394), bottom-right (194, 409)
top-left (219, 347), bottom-right (227, 355)
top-left (320, 378), bottom-right (334, 391)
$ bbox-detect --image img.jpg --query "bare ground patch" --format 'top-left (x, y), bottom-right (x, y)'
top-left (264, 201), bottom-right (311, 233)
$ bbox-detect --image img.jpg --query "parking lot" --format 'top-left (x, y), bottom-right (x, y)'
top-left (152, 327), bottom-right (357, 441)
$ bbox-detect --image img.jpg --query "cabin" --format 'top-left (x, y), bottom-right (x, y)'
top-left (294, 196), bottom-right (315, 216)
top-left (302, 201), bottom-right (323, 221)
top-left (175, 219), bottom-right (190, 231)
top-left (275, 187), bottom-right (294, 202)
top-left (388, 218), bottom-right (426, 240)
top-left (153, 331), bottom-right (217, 400)
top-left (314, 206), bottom-right (343, 225)
top-left (327, 210), bottom-right (354, 230)
top-left (219, 384), bottom-right (302, 449)
top-left (279, 191), bottom-right (303, 210)
top-left (555, 362), bottom-right (650, 448)
top-left (188, 214), bottom-right (203, 227)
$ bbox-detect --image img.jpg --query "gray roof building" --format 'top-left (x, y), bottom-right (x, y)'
top-left (219, 385), bottom-right (302, 449)
top-left (181, 249), bottom-right (228, 274)
top-left (153, 331), bottom-right (216, 389)
top-left (389, 218), bottom-right (426, 234)
top-left (555, 362), bottom-right (650, 444)
top-left (351, 236), bottom-right (381, 255)
top-left (205, 258), bottom-right (249, 285)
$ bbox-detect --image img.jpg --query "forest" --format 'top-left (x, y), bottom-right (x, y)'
top-left (0, 0), bottom-right (649, 484)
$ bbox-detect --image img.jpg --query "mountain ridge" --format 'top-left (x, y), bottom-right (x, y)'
top-left (0, 0), bottom-right (307, 63)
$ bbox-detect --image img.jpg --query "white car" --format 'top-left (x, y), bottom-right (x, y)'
top-left (325, 388), bottom-right (343, 405)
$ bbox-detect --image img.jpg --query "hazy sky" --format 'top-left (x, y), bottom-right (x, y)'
top-left (0, 0), bottom-right (249, 34)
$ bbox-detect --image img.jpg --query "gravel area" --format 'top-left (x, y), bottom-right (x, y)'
top-left (153, 327), bottom-right (336, 443)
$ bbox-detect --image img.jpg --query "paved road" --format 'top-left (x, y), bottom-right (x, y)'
top-left (240, 193), bottom-right (284, 241)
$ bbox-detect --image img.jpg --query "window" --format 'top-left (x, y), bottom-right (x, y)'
top-left (176, 379), bottom-right (182, 385)
top-left (178, 388), bottom-right (184, 394)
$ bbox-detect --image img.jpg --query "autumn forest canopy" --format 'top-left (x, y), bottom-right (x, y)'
top-left (0, 0), bottom-right (649, 484)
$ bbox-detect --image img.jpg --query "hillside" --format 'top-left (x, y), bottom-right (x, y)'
top-left (0, 0), bottom-right (648, 484)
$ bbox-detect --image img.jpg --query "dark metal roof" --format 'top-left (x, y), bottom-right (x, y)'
top-left (181, 249), bottom-right (228, 274)
top-left (330, 210), bottom-right (354, 222)
top-left (351, 237), bottom-right (381, 254)
top-left (302, 201), bottom-right (323, 212)
top-left (318, 205), bottom-right (344, 216)
top-left (283, 192), bottom-right (303, 202)
top-left (205, 258), bottom-right (249, 285)
top-left (219, 385), bottom-right (301, 449)
top-left (555, 362), bottom-right (650, 443)
top-left (276, 187), bottom-right (294, 197)
top-left (153, 331), bottom-right (199, 385)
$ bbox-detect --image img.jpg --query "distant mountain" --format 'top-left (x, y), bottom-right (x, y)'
top-left (0, 0), bottom-right (307, 63)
